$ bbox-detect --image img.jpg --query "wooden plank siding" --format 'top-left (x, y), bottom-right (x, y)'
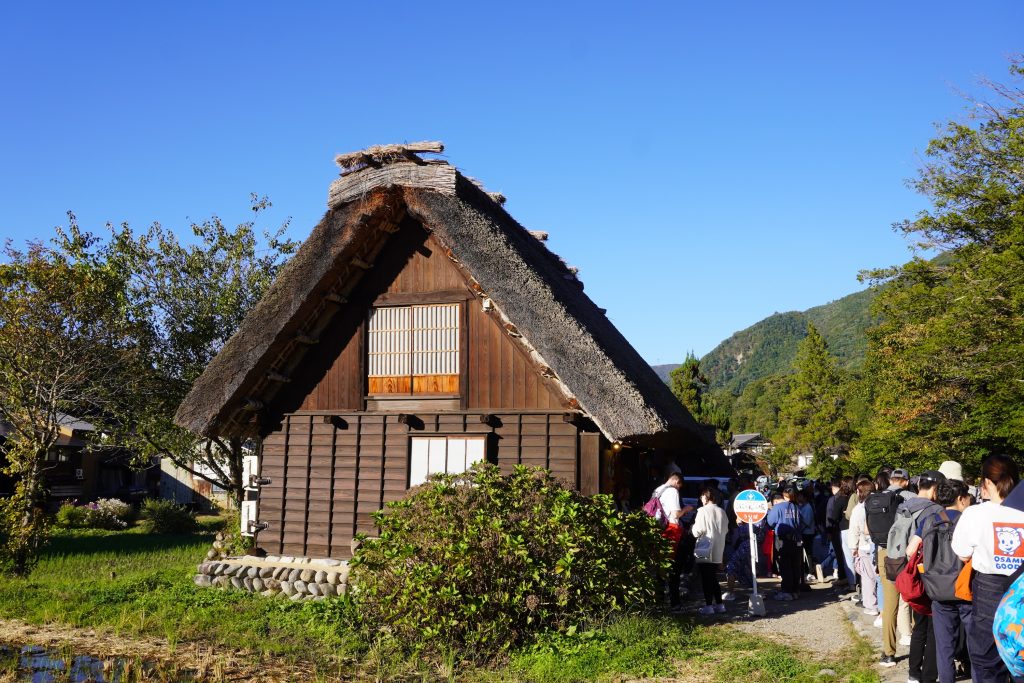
top-left (257, 412), bottom-right (591, 559)
top-left (295, 233), bottom-right (564, 412)
top-left (257, 231), bottom-right (595, 560)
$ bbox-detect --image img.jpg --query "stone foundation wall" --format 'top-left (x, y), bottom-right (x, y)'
top-left (194, 555), bottom-right (349, 601)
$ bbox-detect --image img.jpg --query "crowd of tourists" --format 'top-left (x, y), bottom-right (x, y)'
top-left (647, 454), bottom-right (1024, 682)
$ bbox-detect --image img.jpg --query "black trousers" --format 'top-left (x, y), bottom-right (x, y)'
top-left (697, 562), bottom-right (722, 605)
top-left (908, 612), bottom-right (937, 683)
top-left (778, 538), bottom-right (802, 595)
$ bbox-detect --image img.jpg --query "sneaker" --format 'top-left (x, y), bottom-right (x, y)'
top-left (850, 594), bottom-right (862, 603)
top-left (697, 605), bottom-right (715, 616)
top-left (873, 616), bottom-right (883, 628)
top-left (721, 591), bottom-right (737, 601)
top-left (805, 573), bottom-right (817, 583)
top-left (908, 677), bottom-right (920, 683)
top-left (899, 635), bottom-right (912, 647)
top-left (878, 655), bottom-right (896, 667)
top-left (714, 603), bottom-right (726, 613)
top-left (863, 607), bottom-right (880, 616)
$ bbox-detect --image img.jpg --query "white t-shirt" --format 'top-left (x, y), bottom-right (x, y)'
top-left (950, 501), bottom-right (1024, 575)
top-left (655, 484), bottom-right (682, 526)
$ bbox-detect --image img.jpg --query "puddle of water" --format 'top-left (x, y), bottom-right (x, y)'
top-left (0, 643), bottom-right (197, 682)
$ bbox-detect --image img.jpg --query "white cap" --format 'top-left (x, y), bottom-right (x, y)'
top-left (939, 460), bottom-right (964, 482)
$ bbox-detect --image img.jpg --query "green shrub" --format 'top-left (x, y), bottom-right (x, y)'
top-left (141, 499), bottom-right (196, 534)
top-left (85, 498), bottom-right (133, 530)
top-left (350, 464), bottom-right (669, 658)
top-left (55, 502), bottom-right (89, 529)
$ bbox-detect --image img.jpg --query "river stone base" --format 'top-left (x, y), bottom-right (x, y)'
top-left (194, 555), bottom-right (349, 601)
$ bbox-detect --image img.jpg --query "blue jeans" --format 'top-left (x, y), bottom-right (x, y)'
top-left (968, 572), bottom-right (1011, 683)
top-left (931, 600), bottom-right (971, 683)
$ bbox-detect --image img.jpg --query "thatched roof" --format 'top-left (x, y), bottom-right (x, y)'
top-left (175, 143), bottom-right (703, 444)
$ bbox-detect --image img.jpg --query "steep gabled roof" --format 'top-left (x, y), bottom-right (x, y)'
top-left (175, 143), bottom-right (702, 444)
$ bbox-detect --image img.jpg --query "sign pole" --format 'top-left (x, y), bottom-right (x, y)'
top-left (733, 488), bottom-right (768, 617)
top-left (748, 521), bottom-right (765, 616)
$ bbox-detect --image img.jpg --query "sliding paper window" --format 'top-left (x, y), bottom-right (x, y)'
top-left (368, 303), bottom-right (460, 394)
top-left (409, 436), bottom-right (486, 487)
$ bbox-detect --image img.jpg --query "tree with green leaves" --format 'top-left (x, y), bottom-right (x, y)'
top-left (775, 323), bottom-right (854, 475)
top-left (669, 353), bottom-right (730, 444)
top-left (117, 196), bottom-right (298, 508)
top-left (859, 59), bottom-right (1024, 476)
top-left (0, 221), bottom-right (144, 575)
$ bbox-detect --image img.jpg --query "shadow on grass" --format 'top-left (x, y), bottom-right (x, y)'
top-left (43, 530), bottom-right (214, 558)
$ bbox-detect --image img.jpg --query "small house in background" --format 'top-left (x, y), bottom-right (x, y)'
top-left (159, 457), bottom-right (231, 513)
top-left (176, 142), bottom-right (731, 562)
top-left (724, 432), bottom-right (775, 471)
top-left (0, 414), bottom-right (158, 507)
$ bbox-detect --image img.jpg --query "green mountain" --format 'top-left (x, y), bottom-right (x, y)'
top-left (651, 364), bottom-right (682, 383)
top-left (700, 287), bottom-right (876, 394)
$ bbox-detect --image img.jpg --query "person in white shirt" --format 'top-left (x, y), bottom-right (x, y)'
top-left (847, 479), bottom-right (879, 615)
top-left (692, 485), bottom-right (729, 615)
top-left (950, 454), bottom-right (1022, 683)
top-left (651, 474), bottom-right (692, 610)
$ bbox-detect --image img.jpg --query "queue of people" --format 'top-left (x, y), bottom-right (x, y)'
top-left (646, 455), bottom-right (1024, 683)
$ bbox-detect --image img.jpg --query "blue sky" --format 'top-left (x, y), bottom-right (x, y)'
top-left (1, 2), bottom-right (1021, 364)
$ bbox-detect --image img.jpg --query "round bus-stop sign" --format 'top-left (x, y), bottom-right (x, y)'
top-left (733, 489), bottom-right (769, 524)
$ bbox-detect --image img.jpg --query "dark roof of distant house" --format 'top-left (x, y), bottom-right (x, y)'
top-left (175, 142), bottom-right (705, 445)
top-left (730, 433), bottom-right (767, 448)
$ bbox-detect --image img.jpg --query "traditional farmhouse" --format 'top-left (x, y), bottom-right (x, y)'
top-left (0, 415), bottom-right (157, 507)
top-left (176, 142), bottom-right (729, 562)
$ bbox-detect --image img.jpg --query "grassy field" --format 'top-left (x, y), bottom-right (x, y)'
top-left (0, 523), bottom-right (882, 682)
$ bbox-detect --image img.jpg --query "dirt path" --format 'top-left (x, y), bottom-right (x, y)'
top-left (677, 574), bottom-right (911, 680)
top-left (0, 619), bottom-right (318, 682)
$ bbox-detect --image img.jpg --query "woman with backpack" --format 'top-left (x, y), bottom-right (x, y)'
top-left (951, 454), bottom-right (1023, 683)
top-left (849, 479), bottom-right (880, 616)
top-left (691, 485), bottom-right (729, 615)
top-left (767, 485), bottom-right (803, 601)
top-left (906, 480), bottom-right (972, 683)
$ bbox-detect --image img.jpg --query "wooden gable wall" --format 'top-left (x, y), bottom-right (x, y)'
top-left (293, 232), bottom-right (565, 413)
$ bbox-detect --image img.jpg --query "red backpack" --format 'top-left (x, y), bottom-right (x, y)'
top-left (895, 548), bottom-right (931, 615)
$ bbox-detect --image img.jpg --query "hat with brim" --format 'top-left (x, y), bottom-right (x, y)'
top-left (938, 460), bottom-right (964, 482)
top-left (918, 470), bottom-right (947, 486)
top-left (891, 468), bottom-right (910, 480)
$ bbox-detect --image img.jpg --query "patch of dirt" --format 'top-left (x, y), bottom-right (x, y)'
top-left (0, 618), bottom-right (322, 682)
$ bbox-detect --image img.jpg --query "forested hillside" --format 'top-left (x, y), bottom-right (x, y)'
top-left (699, 287), bottom-right (874, 393)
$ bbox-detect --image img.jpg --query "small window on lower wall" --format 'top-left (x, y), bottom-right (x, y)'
top-left (409, 436), bottom-right (486, 487)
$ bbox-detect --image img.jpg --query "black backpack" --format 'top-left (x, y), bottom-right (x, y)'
top-left (864, 490), bottom-right (900, 547)
top-left (920, 510), bottom-right (964, 602)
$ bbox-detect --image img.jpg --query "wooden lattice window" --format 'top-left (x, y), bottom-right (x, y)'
top-left (368, 303), bottom-right (460, 395)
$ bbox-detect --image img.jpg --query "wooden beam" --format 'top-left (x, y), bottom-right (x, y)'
top-left (294, 333), bottom-right (318, 345)
top-left (243, 398), bottom-right (264, 411)
top-left (397, 413), bottom-right (424, 430)
top-left (266, 371), bottom-right (290, 383)
top-left (321, 415), bottom-right (349, 429)
top-left (351, 258), bottom-right (372, 270)
top-left (373, 288), bottom-right (473, 306)
top-left (324, 293), bottom-right (348, 305)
